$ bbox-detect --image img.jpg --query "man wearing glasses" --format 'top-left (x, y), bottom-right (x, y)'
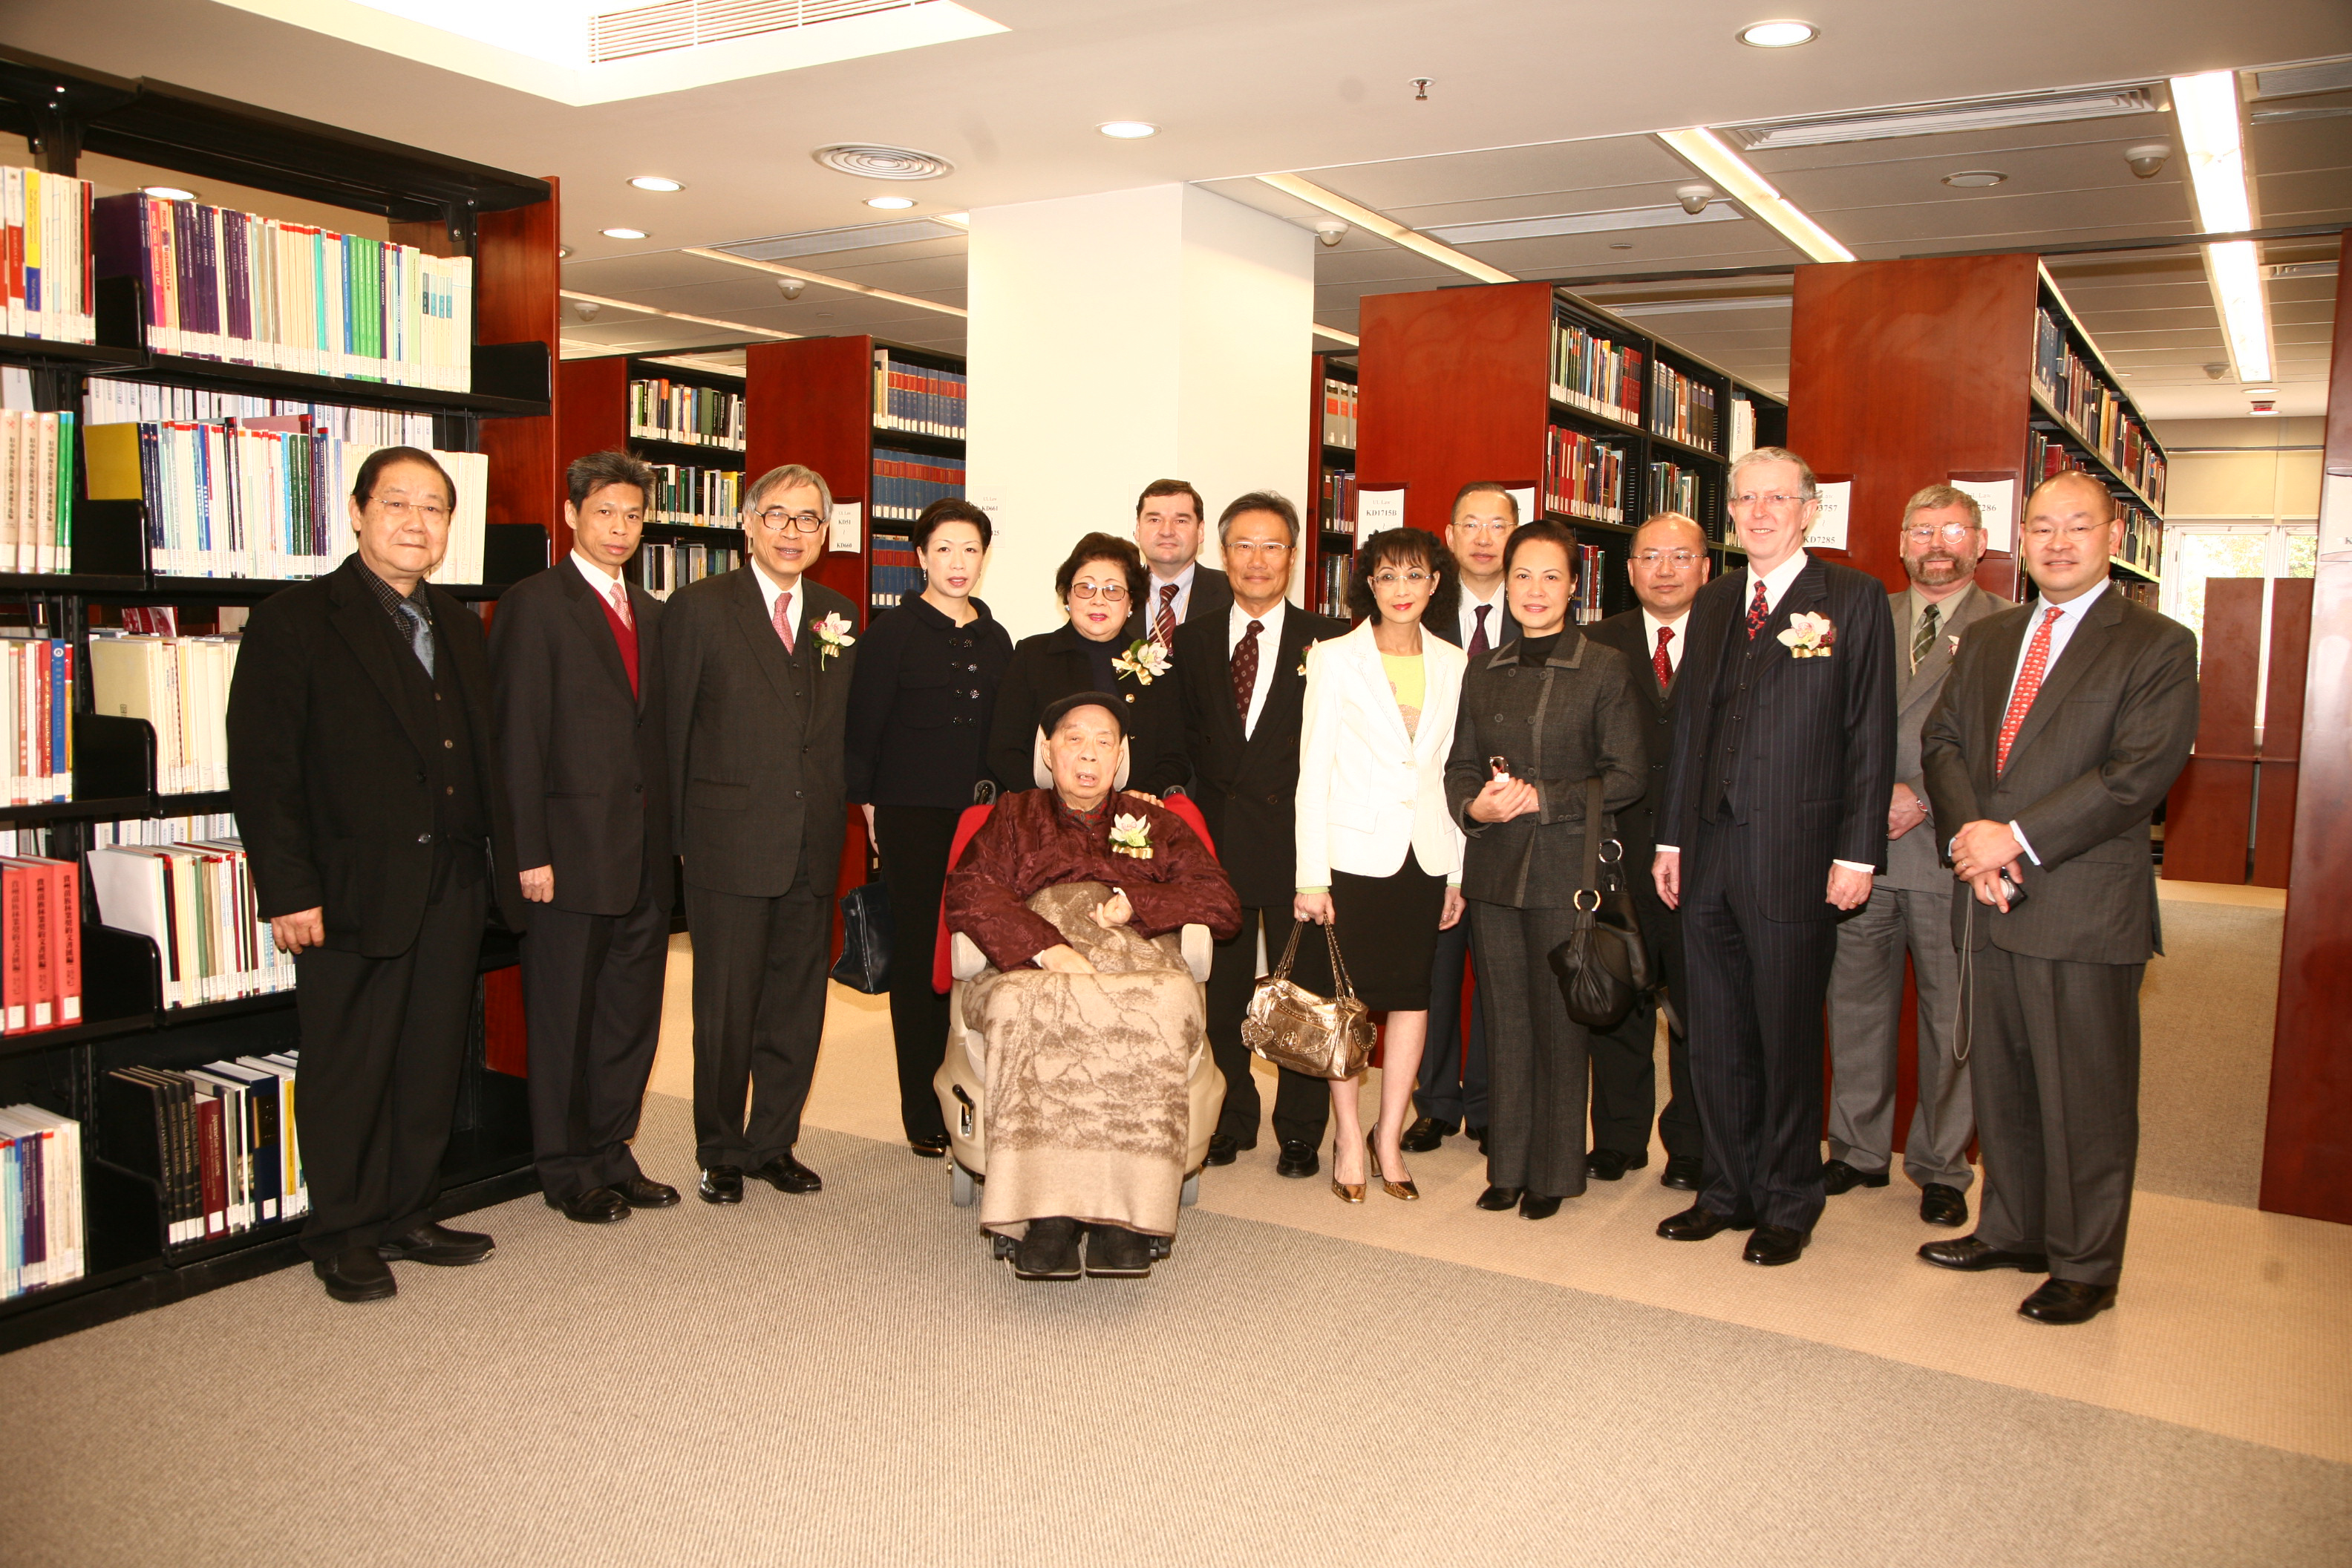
top-left (1822, 486), bottom-right (2000, 1229)
top-left (1652, 447), bottom-right (1896, 1267)
top-left (662, 464), bottom-right (859, 1206)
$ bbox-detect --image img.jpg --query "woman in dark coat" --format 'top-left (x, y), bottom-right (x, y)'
top-left (1443, 520), bottom-right (1647, 1219)
top-left (845, 497), bottom-right (1013, 1156)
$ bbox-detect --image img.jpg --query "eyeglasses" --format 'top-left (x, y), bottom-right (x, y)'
top-left (370, 497), bottom-right (450, 526)
top-left (2022, 520), bottom-right (2111, 543)
top-left (1904, 523), bottom-right (1980, 544)
top-left (1728, 491), bottom-right (1814, 512)
top-left (752, 508), bottom-right (826, 535)
top-left (1451, 519), bottom-right (1513, 537)
top-left (1632, 549), bottom-right (1701, 568)
top-left (1068, 582), bottom-right (1129, 602)
top-left (1372, 570), bottom-right (1434, 589)
top-left (1224, 539), bottom-right (1293, 558)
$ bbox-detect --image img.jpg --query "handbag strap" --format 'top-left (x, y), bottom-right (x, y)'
top-left (1270, 918), bottom-right (1305, 981)
top-left (1575, 776), bottom-right (1604, 899)
top-left (1322, 920), bottom-right (1359, 1004)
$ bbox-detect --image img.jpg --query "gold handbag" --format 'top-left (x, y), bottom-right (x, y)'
top-left (1242, 920), bottom-right (1376, 1079)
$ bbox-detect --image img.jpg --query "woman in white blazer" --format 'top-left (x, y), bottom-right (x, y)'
top-left (1293, 527), bottom-right (1467, 1204)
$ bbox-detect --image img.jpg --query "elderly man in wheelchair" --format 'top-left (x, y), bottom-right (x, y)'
top-left (939, 691), bottom-right (1241, 1281)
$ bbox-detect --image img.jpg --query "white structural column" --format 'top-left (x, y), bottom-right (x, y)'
top-left (966, 183), bottom-right (1316, 637)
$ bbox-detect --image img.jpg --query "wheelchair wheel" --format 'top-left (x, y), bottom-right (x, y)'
top-left (1179, 1171), bottom-right (1200, 1208)
top-left (950, 1161), bottom-right (977, 1208)
top-left (991, 1233), bottom-right (1017, 1261)
top-left (1149, 1235), bottom-right (1173, 1261)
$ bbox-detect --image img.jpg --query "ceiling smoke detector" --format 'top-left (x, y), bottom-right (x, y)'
top-left (776, 278), bottom-right (805, 300)
top-left (1315, 218), bottom-right (1349, 246)
top-left (2124, 143), bottom-right (2171, 180)
top-left (1676, 183), bottom-right (1716, 214)
top-left (812, 143), bottom-right (955, 180)
top-left (572, 299), bottom-right (601, 321)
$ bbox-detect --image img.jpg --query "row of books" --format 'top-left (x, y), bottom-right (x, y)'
top-left (1320, 377), bottom-right (1359, 450)
top-left (2117, 501), bottom-right (2162, 579)
top-left (1313, 546), bottom-right (1356, 620)
top-left (873, 350), bottom-right (967, 438)
top-left (627, 540), bottom-right (739, 599)
top-left (1650, 362), bottom-right (1719, 453)
top-left (872, 448), bottom-right (965, 523)
top-left (1, 854), bottom-right (82, 1036)
top-left (1, 167), bottom-right (97, 344)
top-left (1, 408), bottom-right (74, 575)
top-left (1728, 396), bottom-right (1759, 463)
top-left (101, 1053), bottom-right (307, 1251)
top-left (1545, 425), bottom-right (1627, 525)
top-left (85, 420), bottom-right (490, 583)
top-left (1646, 460), bottom-right (1702, 524)
top-left (90, 837), bottom-right (292, 1011)
top-left (868, 532), bottom-right (921, 612)
top-left (94, 192), bottom-right (474, 390)
top-left (88, 631), bottom-right (235, 794)
top-left (0, 636), bottom-right (73, 805)
top-left (1570, 543), bottom-right (1607, 625)
top-left (1319, 467), bottom-right (1356, 532)
top-left (80, 380), bottom-right (439, 446)
top-left (94, 811), bottom-right (238, 849)
top-left (1551, 315), bottom-right (1644, 426)
top-left (629, 377), bottom-right (744, 450)
top-left (1, 1106), bottom-right (85, 1300)
top-left (645, 463), bottom-right (741, 527)
top-left (2031, 306), bottom-right (2166, 507)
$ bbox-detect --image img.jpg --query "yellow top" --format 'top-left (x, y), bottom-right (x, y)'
top-left (1382, 652), bottom-right (1424, 740)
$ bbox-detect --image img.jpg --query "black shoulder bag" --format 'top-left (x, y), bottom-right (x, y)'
top-left (1546, 776), bottom-right (1654, 1029)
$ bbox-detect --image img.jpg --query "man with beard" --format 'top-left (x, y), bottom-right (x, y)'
top-left (1822, 486), bottom-right (2001, 1227)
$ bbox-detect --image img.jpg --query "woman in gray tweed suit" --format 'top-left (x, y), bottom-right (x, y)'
top-left (1444, 521), bottom-right (1647, 1218)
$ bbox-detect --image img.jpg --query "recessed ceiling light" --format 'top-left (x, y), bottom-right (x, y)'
top-left (601, 227), bottom-right (648, 240)
top-left (558, 245), bottom-right (574, 259)
top-left (1098, 121), bottom-right (1159, 140)
top-left (142, 185), bottom-right (196, 201)
top-left (864, 195), bottom-right (916, 210)
top-left (1942, 170), bottom-right (2008, 188)
top-left (1738, 19), bottom-right (1819, 48)
top-left (629, 176), bottom-right (685, 192)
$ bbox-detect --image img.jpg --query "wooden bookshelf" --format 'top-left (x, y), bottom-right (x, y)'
top-left (1304, 353), bottom-right (1357, 616)
top-left (557, 352), bottom-right (748, 596)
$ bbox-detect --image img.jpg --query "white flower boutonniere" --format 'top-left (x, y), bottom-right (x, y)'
top-left (814, 610), bottom-right (857, 669)
top-left (1777, 611), bottom-right (1837, 659)
top-left (1111, 637), bottom-right (1172, 685)
top-left (1109, 811), bottom-right (1154, 859)
top-left (1947, 632), bottom-right (1962, 659)
top-left (1296, 638), bottom-right (1324, 679)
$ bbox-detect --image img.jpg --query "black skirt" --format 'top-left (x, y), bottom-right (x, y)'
top-left (1284, 850), bottom-right (1447, 1013)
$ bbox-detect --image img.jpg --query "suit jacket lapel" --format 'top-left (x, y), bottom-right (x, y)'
top-left (1348, 624), bottom-right (1415, 752)
top-left (561, 564), bottom-right (636, 709)
top-left (1202, 615), bottom-right (1244, 752)
top-left (732, 567), bottom-right (801, 712)
top-left (330, 566), bottom-right (440, 766)
top-left (2002, 591), bottom-right (2122, 771)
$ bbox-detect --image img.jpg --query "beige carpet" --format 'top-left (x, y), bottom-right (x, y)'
top-left (2137, 896), bottom-right (2283, 1206)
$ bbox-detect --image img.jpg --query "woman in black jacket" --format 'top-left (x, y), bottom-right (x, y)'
top-left (845, 497), bottom-right (1013, 1157)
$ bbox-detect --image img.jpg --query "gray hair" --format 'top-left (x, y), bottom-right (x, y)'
top-left (1216, 490), bottom-right (1300, 549)
top-left (745, 462), bottom-right (834, 519)
top-left (1901, 483), bottom-right (1983, 529)
top-left (1728, 445), bottom-right (1817, 500)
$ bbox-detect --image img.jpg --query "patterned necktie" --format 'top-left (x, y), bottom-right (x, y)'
top-left (1997, 606), bottom-right (2065, 772)
top-left (1232, 618), bottom-right (1262, 725)
top-left (1912, 601), bottom-right (1939, 673)
top-left (1468, 604), bottom-right (1492, 658)
top-left (772, 589), bottom-right (795, 653)
top-left (1745, 578), bottom-right (1769, 640)
top-left (1653, 626), bottom-right (1674, 687)
top-left (396, 599), bottom-right (434, 676)
top-left (608, 580), bottom-right (633, 630)
top-left (1154, 582), bottom-right (1179, 648)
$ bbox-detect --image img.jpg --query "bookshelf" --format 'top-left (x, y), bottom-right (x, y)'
top-left (1356, 281), bottom-right (1786, 624)
top-left (557, 351), bottom-right (747, 597)
top-left (0, 47), bottom-right (561, 1350)
top-left (1305, 353), bottom-right (1358, 616)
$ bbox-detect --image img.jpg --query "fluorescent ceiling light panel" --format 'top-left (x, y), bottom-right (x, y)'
top-left (208, 0), bottom-right (1006, 105)
top-left (1313, 324), bottom-right (1361, 347)
top-left (684, 247), bottom-right (970, 317)
top-left (719, 219), bottom-right (969, 260)
top-left (560, 289), bottom-right (799, 340)
top-left (1255, 174), bottom-right (1516, 285)
top-left (1422, 203), bottom-right (1742, 246)
top-left (1606, 295), bottom-right (1793, 317)
top-left (1655, 128), bottom-right (1855, 263)
top-left (1724, 85), bottom-right (2160, 150)
top-left (2170, 69), bottom-right (2273, 383)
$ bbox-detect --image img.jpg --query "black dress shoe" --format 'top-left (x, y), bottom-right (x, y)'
top-left (376, 1221), bottom-right (494, 1265)
top-left (751, 1153), bottom-right (823, 1194)
top-left (1821, 1158), bottom-right (1890, 1195)
top-left (1657, 1203), bottom-right (1755, 1241)
top-left (1465, 1125), bottom-right (1489, 1152)
top-left (1586, 1149), bottom-right (1647, 1182)
top-left (1012, 1217), bottom-right (1082, 1280)
top-left (1205, 1133), bottom-right (1240, 1167)
top-left (699, 1165), bottom-right (745, 1204)
top-left (1918, 1183), bottom-right (1969, 1227)
top-left (549, 1186), bottom-right (630, 1224)
top-left (615, 1175), bottom-right (680, 1209)
top-left (1275, 1141), bottom-right (1319, 1178)
top-left (1399, 1116), bottom-right (1451, 1154)
top-left (1918, 1235), bottom-right (2049, 1273)
top-left (1742, 1224), bottom-right (1809, 1266)
top-left (1476, 1185), bottom-right (1523, 1211)
top-left (314, 1245), bottom-right (396, 1302)
top-left (2018, 1278), bottom-right (2117, 1324)
top-left (908, 1134), bottom-right (950, 1160)
top-left (1519, 1193), bottom-right (1563, 1221)
top-left (1084, 1224), bottom-right (1154, 1278)
top-left (1659, 1154), bottom-right (1703, 1192)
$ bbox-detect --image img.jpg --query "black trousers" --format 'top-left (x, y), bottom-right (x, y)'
top-left (1587, 876), bottom-right (1702, 1162)
top-left (1682, 817), bottom-right (1839, 1233)
top-left (520, 872), bottom-right (670, 1201)
top-left (1204, 905), bottom-right (1333, 1149)
top-left (293, 850), bottom-right (487, 1260)
top-left (1470, 901), bottom-right (1591, 1198)
top-left (685, 864), bottom-right (829, 1169)
top-left (875, 804), bottom-right (958, 1144)
top-left (1414, 914), bottom-right (1489, 1129)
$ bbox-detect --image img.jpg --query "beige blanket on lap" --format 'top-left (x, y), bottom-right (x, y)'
top-left (967, 882), bottom-right (1198, 1237)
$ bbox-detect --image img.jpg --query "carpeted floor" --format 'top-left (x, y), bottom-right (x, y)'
top-left (4, 1100), bottom-right (2349, 1567)
top-left (2136, 897), bottom-right (2283, 1206)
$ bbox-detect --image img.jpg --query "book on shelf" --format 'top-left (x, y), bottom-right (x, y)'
top-left (3, 167), bottom-right (98, 344)
top-left (629, 377), bottom-right (744, 451)
top-left (0, 1105), bottom-right (85, 1299)
top-left (872, 350), bottom-right (966, 437)
top-left (1645, 460), bottom-right (1701, 525)
top-left (0, 633), bottom-right (73, 804)
top-left (0, 855), bottom-right (82, 1035)
top-left (644, 463), bottom-right (741, 527)
top-left (91, 194), bottom-right (473, 391)
top-left (1545, 425), bottom-right (1627, 525)
top-left (872, 448), bottom-right (964, 523)
top-left (628, 540), bottom-right (739, 600)
top-left (100, 1052), bottom-right (305, 1250)
top-left (1551, 315), bottom-right (1643, 425)
top-left (1649, 362), bottom-right (1719, 453)
top-left (1, 408), bottom-right (76, 574)
top-left (866, 530), bottom-right (922, 612)
top-left (89, 630), bottom-right (234, 794)
top-left (94, 810), bottom-right (239, 849)
top-left (1572, 543), bottom-right (1606, 624)
top-left (1319, 468), bottom-right (1356, 532)
top-left (88, 837), bottom-right (292, 1011)
top-left (1321, 377), bottom-right (1359, 448)
top-left (1315, 548), bottom-right (1353, 619)
top-left (2031, 304), bottom-right (2166, 506)
top-left (1728, 396), bottom-right (1757, 463)
top-left (82, 379), bottom-right (437, 445)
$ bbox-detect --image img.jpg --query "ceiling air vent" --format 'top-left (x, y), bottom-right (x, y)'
top-left (590, 0), bottom-right (932, 65)
top-left (2251, 59), bottom-right (2352, 99)
top-left (1724, 86), bottom-right (2163, 151)
top-left (811, 143), bottom-right (957, 180)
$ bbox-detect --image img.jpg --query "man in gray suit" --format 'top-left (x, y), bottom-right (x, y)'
top-left (1822, 486), bottom-right (2001, 1227)
top-left (1918, 470), bottom-right (2197, 1324)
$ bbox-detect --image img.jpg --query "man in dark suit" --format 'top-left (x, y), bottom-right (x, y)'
top-left (1653, 446), bottom-right (1897, 1266)
top-left (1127, 478), bottom-right (1234, 648)
top-left (1174, 491), bottom-right (1348, 1177)
top-left (1919, 470), bottom-right (2197, 1324)
top-left (1823, 486), bottom-right (2002, 1226)
top-left (1401, 480), bottom-right (1521, 1154)
top-left (662, 463), bottom-right (859, 1204)
top-left (228, 447), bottom-right (526, 1302)
top-left (490, 449), bottom-right (678, 1226)
top-left (1582, 510), bottom-right (1710, 1191)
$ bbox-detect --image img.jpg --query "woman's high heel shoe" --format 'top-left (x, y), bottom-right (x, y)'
top-left (1330, 1134), bottom-right (1365, 1203)
top-left (1368, 1130), bottom-right (1420, 1202)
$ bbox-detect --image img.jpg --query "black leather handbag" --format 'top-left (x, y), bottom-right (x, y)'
top-left (1546, 777), bottom-right (1654, 1029)
top-left (829, 875), bottom-right (893, 994)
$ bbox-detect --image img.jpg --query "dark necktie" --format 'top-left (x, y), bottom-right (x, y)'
top-left (1154, 582), bottom-right (1179, 648)
top-left (1232, 618), bottom-right (1262, 726)
top-left (1745, 578), bottom-right (1769, 641)
top-left (1912, 601), bottom-right (1940, 673)
top-left (1468, 604), bottom-right (1492, 657)
top-left (396, 599), bottom-right (434, 676)
top-left (1653, 626), bottom-right (1674, 687)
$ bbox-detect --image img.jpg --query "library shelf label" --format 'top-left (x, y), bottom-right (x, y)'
top-left (1357, 486), bottom-right (1405, 546)
top-left (1805, 480), bottom-right (1852, 552)
top-left (1950, 476), bottom-right (2018, 552)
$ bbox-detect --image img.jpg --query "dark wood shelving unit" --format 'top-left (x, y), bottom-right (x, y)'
top-left (1305, 353), bottom-right (1357, 618)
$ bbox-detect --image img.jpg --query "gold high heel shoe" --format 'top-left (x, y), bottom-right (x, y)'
top-left (1330, 1134), bottom-right (1366, 1203)
top-left (1369, 1129), bottom-right (1420, 1201)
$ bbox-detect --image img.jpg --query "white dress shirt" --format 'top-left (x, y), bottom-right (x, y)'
top-left (1147, 561), bottom-right (1198, 628)
top-left (571, 548), bottom-right (628, 613)
top-left (1228, 598), bottom-right (1287, 741)
top-left (751, 563), bottom-right (803, 643)
top-left (1640, 607), bottom-right (1690, 677)
top-left (1998, 575), bottom-right (2111, 865)
top-left (1457, 585), bottom-right (1506, 653)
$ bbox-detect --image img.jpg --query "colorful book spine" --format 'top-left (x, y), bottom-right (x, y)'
top-left (1550, 316), bottom-right (1643, 425)
top-left (872, 350), bottom-right (968, 437)
top-left (627, 379), bottom-right (746, 449)
top-left (1545, 425), bottom-right (1626, 525)
top-left (870, 448), bottom-right (965, 523)
top-left (1, 167), bottom-right (98, 344)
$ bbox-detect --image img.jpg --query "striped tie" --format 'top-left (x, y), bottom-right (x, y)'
top-left (1154, 582), bottom-right (1179, 648)
top-left (1911, 602), bottom-right (1938, 673)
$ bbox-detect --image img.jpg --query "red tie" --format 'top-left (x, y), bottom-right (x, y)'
top-left (773, 590), bottom-right (795, 653)
top-left (1745, 578), bottom-right (1769, 640)
top-left (1653, 626), bottom-right (1674, 687)
top-left (1154, 582), bottom-right (1179, 647)
top-left (1997, 606), bottom-right (2064, 772)
top-left (1468, 604), bottom-right (1492, 657)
